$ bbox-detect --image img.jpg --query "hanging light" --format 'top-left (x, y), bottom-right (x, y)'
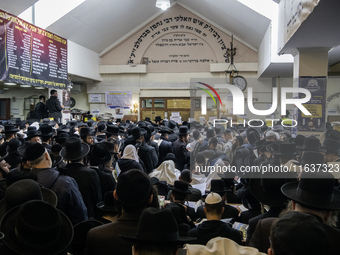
top-left (155, 0), bottom-right (170, 10)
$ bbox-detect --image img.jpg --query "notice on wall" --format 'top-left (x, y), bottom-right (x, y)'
top-left (298, 76), bottom-right (326, 132)
top-left (0, 9), bottom-right (68, 89)
top-left (89, 94), bottom-right (102, 103)
top-left (105, 91), bottom-right (132, 109)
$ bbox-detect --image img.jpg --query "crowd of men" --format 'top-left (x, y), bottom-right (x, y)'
top-left (0, 116), bottom-right (340, 255)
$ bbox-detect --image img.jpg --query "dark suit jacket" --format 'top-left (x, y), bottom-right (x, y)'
top-left (66, 163), bottom-right (102, 218)
top-left (249, 215), bottom-right (340, 255)
top-left (158, 138), bottom-right (173, 165)
top-left (90, 166), bottom-right (116, 199)
top-left (173, 139), bottom-right (189, 171)
top-left (85, 212), bottom-right (141, 255)
top-left (138, 143), bottom-right (158, 174)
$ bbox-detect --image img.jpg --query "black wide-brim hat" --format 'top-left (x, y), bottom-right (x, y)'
top-left (0, 201), bottom-right (73, 255)
top-left (249, 176), bottom-right (291, 207)
top-left (296, 136), bottom-right (326, 152)
top-left (1, 125), bottom-right (19, 134)
top-left (281, 172), bottom-right (340, 210)
top-left (321, 138), bottom-right (340, 155)
top-left (178, 125), bottom-right (189, 135)
top-left (89, 143), bottom-right (112, 164)
top-left (26, 130), bottom-right (41, 140)
top-left (0, 185), bottom-right (58, 220)
top-left (170, 181), bottom-right (191, 194)
top-left (271, 143), bottom-right (301, 157)
top-left (120, 207), bottom-right (196, 244)
top-left (60, 137), bottom-right (90, 161)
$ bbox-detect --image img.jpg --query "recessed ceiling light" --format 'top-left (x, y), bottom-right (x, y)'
top-left (34, 86), bottom-right (45, 90)
top-left (4, 82), bottom-right (16, 86)
top-left (20, 84), bottom-right (32, 88)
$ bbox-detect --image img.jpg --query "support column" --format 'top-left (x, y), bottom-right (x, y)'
top-left (292, 48), bottom-right (329, 139)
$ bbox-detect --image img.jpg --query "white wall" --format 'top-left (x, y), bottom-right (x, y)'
top-left (68, 41), bottom-right (102, 81)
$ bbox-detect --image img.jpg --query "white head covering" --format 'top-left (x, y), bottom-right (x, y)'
top-left (185, 237), bottom-right (266, 255)
top-left (149, 160), bottom-right (180, 185)
top-left (122, 144), bottom-right (139, 162)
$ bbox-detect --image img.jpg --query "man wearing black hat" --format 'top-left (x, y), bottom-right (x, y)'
top-left (157, 126), bottom-right (173, 166)
top-left (249, 171), bottom-right (340, 254)
top-left (39, 124), bottom-right (56, 150)
top-left (3, 138), bottom-right (22, 170)
top-left (322, 138), bottom-right (340, 165)
top-left (46, 89), bottom-right (64, 122)
top-left (0, 124), bottom-right (19, 158)
top-left (85, 169), bottom-right (155, 255)
top-left (61, 137), bottom-right (102, 218)
top-left (24, 142), bottom-right (87, 225)
top-left (120, 207), bottom-right (195, 255)
top-left (131, 126), bottom-right (158, 174)
top-left (88, 143), bottom-right (116, 199)
top-left (173, 126), bottom-right (190, 171)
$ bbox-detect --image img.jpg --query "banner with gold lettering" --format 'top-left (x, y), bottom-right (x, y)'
top-left (0, 9), bottom-right (67, 89)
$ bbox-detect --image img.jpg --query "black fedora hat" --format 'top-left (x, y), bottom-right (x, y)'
top-left (79, 127), bottom-right (94, 137)
top-left (159, 126), bottom-right (174, 134)
top-left (54, 133), bottom-right (70, 146)
top-left (296, 136), bottom-right (325, 152)
top-left (39, 124), bottom-right (55, 137)
top-left (0, 200), bottom-right (73, 255)
top-left (101, 141), bottom-right (116, 154)
top-left (68, 219), bottom-right (103, 255)
top-left (253, 139), bottom-right (266, 150)
top-left (321, 138), bottom-right (340, 154)
top-left (130, 126), bottom-right (147, 139)
top-left (120, 207), bottom-right (195, 244)
top-left (210, 179), bottom-right (228, 195)
top-left (250, 175), bottom-right (292, 207)
top-left (259, 141), bottom-right (274, 153)
top-left (89, 143), bottom-right (111, 164)
top-left (6, 138), bottom-right (22, 154)
top-left (105, 124), bottom-right (121, 136)
top-left (1, 124), bottom-right (19, 134)
top-left (271, 143), bottom-right (301, 157)
top-left (144, 117), bottom-right (151, 122)
top-left (116, 170), bottom-right (152, 207)
top-left (170, 180), bottom-right (191, 194)
top-left (26, 130), bottom-right (41, 140)
top-left (289, 134), bottom-right (305, 147)
top-left (60, 137), bottom-right (90, 161)
top-left (154, 116), bottom-right (163, 122)
top-left (246, 127), bottom-right (261, 145)
top-left (0, 179), bottom-right (58, 220)
top-left (178, 126), bottom-right (189, 136)
top-left (281, 171), bottom-right (340, 210)
top-left (96, 191), bottom-right (119, 213)
top-left (294, 151), bottom-right (324, 166)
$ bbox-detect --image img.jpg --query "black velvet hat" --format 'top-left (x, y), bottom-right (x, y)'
top-left (0, 200), bottom-right (73, 255)
top-left (170, 180), bottom-right (191, 194)
top-left (1, 124), bottom-right (19, 134)
top-left (60, 137), bottom-right (90, 161)
top-left (321, 138), bottom-right (340, 154)
top-left (89, 143), bottom-right (111, 164)
top-left (296, 136), bottom-right (325, 152)
top-left (120, 207), bottom-right (196, 244)
top-left (39, 124), bottom-right (55, 137)
top-left (281, 171), bottom-right (340, 210)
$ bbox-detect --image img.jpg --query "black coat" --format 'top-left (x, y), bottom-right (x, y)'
top-left (137, 143), bottom-right (158, 174)
top-left (34, 101), bottom-right (48, 119)
top-left (66, 163), bottom-right (102, 218)
top-left (31, 168), bottom-right (88, 225)
top-left (85, 212), bottom-right (141, 255)
top-left (172, 139), bottom-right (189, 171)
top-left (158, 138), bottom-right (173, 165)
top-left (46, 95), bottom-right (63, 121)
top-left (90, 166), bottom-right (116, 199)
top-left (249, 215), bottom-right (340, 255)
top-left (188, 220), bottom-right (243, 245)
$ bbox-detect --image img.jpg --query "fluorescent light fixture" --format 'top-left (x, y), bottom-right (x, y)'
top-left (3, 88), bottom-right (9, 90)
top-left (34, 86), bottom-right (46, 90)
top-left (20, 84), bottom-right (32, 88)
top-left (4, 82), bottom-right (16, 86)
top-left (19, 0), bottom-right (85, 29)
top-left (156, 0), bottom-right (170, 10)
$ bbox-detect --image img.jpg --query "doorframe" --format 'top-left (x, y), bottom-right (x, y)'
top-left (0, 98), bottom-right (10, 120)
